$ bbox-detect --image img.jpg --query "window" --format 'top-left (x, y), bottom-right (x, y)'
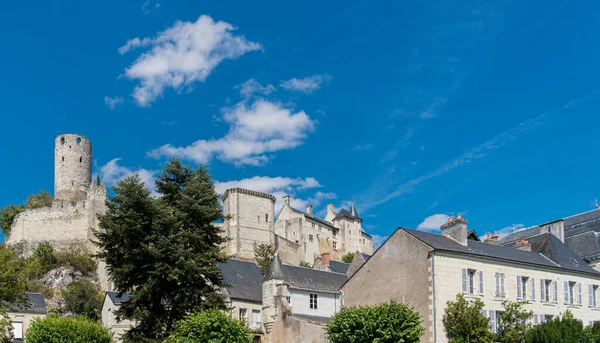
top-left (251, 310), bottom-right (260, 328)
top-left (265, 214), bottom-right (268, 222)
top-left (589, 285), bottom-right (598, 307)
top-left (312, 223), bottom-right (315, 229)
top-left (310, 293), bottom-right (318, 310)
top-left (517, 276), bottom-right (534, 300)
top-left (11, 322), bottom-right (23, 340)
top-left (309, 234), bottom-right (314, 242)
top-left (462, 269), bottom-right (481, 294)
top-left (333, 241), bottom-right (337, 250)
top-left (495, 273), bottom-right (506, 298)
top-left (483, 310), bottom-right (498, 333)
top-left (286, 296), bottom-right (292, 306)
top-left (564, 281), bottom-right (582, 305)
top-left (76, 137), bottom-right (81, 145)
top-left (541, 279), bottom-right (552, 302)
top-left (239, 308), bottom-right (247, 321)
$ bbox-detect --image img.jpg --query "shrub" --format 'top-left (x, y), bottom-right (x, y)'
top-left (63, 279), bottom-right (103, 320)
top-left (55, 246), bottom-right (97, 275)
top-left (525, 311), bottom-right (596, 343)
top-left (25, 315), bottom-right (112, 343)
top-left (443, 294), bottom-right (494, 343)
top-left (34, 242), bottom-right (57, 271)
top-left (326, 301), bottom-right (424, 343)
top-left (496, 300), bottom-right (533, 343)
top-left (341, 252), bottom-right (355, 263)
top-left (165, 309), bottom-right (254, 343)
top-left (299, 261), bottom-right (311, 267)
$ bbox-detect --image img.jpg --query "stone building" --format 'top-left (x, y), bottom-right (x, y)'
top-left (7, 134), bottom-right (107, 253)
top-left (342, 216), bottom-right (600, 343)
top-left (102, 292), bottom-right (135, 341)
top-left (7, 293), bottom-right (47, 341)
top-left (219, 188), bottom-right (374, 264)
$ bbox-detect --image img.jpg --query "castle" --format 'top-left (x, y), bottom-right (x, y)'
top-left (6, 134), bottom-right (374, 284)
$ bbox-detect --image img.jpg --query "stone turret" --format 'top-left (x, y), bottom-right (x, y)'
top-left (54, 134), bottom-right (92, 201)
top-left (262, 255), bottom-right (289, 334)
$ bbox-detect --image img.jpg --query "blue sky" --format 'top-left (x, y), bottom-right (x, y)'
top-left (2, 0), bottom-right (600, 245)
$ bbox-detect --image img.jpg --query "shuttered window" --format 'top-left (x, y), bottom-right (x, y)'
top-left (462, 269), bottom-right (468, 293)
top-left (479, 271), bottom-right (484, 295)
top-left (531, 278), bottom-right (536, 301)
top-left (578, 283), bottom-right (583, 305)
top-left (554, 280), bottom-right (558, 303)
top-left (564, 281), bottom-right (570, 304)
top-left (517, 276), bottom-right (523, 300)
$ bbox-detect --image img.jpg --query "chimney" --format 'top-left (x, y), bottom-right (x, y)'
top-left (514, 239), bottom-right (531, 252)
top-left (485, 231), bottom-right (499, 244)
top-left (540, 219), bottom-right (564, 243)
top-left (283, 195), bottom-right (290, 206)
top-left (440, 215), bottom-right (468, 246)
top-left (306, 205), bottom-right (313, 216)
top-left (321, 252), bottom-right (330, 266)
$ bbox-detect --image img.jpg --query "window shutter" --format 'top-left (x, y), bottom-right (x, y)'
top-left (479, 271), bottom-right (484, 295)
top-left (534, 314), bottom-right (539, 325)
top-left (554, 280), bottom-right (558, 302)
top-left (462, 269), bottom-right (468, 293)
top-left (501, 274), bottom-right (506, 297)
top-left (578, 283), bottom-right (583, 305)
top-left (531, 278), bottom-right (536, 301)
top-left (495, 273), bottom-right (499, 297)
top-left (490, 311), bottom-right (497, 333)
top-left (564, 281), bottom-right (570, 304)
top-left (589, 284), bottom-right (594, 307)
top-left (517, 276), bottom-right (523, 300)
top-left (540, 279), bottom-right (546, 302)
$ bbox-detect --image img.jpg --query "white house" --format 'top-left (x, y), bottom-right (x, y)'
top-left (6, 292), bottom-right (46, 342)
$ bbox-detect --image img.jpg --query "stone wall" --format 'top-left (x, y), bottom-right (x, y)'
top-left (268, 315), bottom-right (328, 343)
top-left (275, 234), bottom-right (303, 266)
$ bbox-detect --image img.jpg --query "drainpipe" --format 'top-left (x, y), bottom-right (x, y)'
top-left (432, 251), bottom-right (437, 343)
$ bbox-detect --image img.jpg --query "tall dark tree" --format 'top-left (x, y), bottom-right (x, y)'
top-left (96, 159), bottom-right (228, 342)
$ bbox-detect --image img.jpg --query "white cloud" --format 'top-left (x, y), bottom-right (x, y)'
top-left (236, 79), bottom-right (276, 98)
top-left (280, 74), bottom-right (331, 93)
top-left (417, 214), bottom-right (451, 232)
top-left (104, 96), bottom-right (124, 110)
top-left (119, 15), bottom-right (262, 106)
top-left (496, 224), bottom-right (526, 239)
top-left (419, 97), bottom-right (447, 119)
top-left (214, 175), bottom-right (326, 214)
top-left (371, 234), bottom-right (388, 248)
top-left (148, 99), bottom-right (315, 166)
top-left (99, 158), bottom-right (157, 196)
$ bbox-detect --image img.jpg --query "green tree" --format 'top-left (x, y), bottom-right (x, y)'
top-left (326, 301), bottom-right (424, 343)
top-left (525, 311), bottom-right (592, 343)
top-left (25, 191), bottom-right (54, 209)
top-left (54, 246), bottom-right (97, 275)
top-left (0, 245), bottom-right (27, 343)
top-left (25, 315), bottom-right (112, 343)
top-left (299, 261), bottom-right (311, 268)
top-left (496, 300), bottom-right (533, 343)
top-left (442, 294), bottom-right (494, 343)
top-left (342, 252), bottom-right (355, 263)
top-left (96, 159), bottom-right (228, 342)
top-left (33, 242), bottom-right (58, 271)
top-left (254, 243), bottom-right (275, 274)
top-left (165, 309), bottom-right (254, 343)
top-left (63, 279), bottom-right (104, 320)
top-left (0, 205), bottom-right (25, 236)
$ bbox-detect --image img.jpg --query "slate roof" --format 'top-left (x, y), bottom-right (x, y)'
top-left (496, 226), bottom-right (541, 245)
top-left (361, 253), bottom-right (371, 261)
top-left (404, 229), bottom-right (600, 276)
top-left (328, 260), bottom-right (350, 274)
top-left (281, 264), bottom-right (347, 293)
top-left (333, 208), bottom-right (362, 222)
top-left (288, 206), bottom-right (337, 229)
top-left (107, 292), bottom-right (133, 305)
top-left (219, 259), bottom-right (263, 303)
top-left (8, 293), bottom-right (46, 314)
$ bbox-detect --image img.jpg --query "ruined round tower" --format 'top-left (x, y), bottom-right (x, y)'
top-left (54, 134), bottom-right (92, 201)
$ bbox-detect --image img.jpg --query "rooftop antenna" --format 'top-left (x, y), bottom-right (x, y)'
top-left (589, 198), bottom-right (600, 211)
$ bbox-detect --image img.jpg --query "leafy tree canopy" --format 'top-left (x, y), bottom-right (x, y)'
top-left (496, 300), bottom-right (533, 343)
top-left (25, 315), bottom-right (112, 343)
top-left (0, 191), bottom-right (53, 236)
top-left (63, 279), bottom-right (104, 320)
top-left (96, 159), bottom-right (228, 342)
top-left (0, 244), bottom-right (27, 343)
top-left (165, 309), bottom-right (254, 343)
top-left (326, 301), bottom-right (424, 343)
top-left (442, 294), bottom-right (494, 343)
top-left (254, 243), bottom-right (275, 274)
top-left (342, 252), bottom-right (355, 263)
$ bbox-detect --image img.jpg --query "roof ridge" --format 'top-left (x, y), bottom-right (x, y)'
top-left (282, 263), bottom-right (348, 276)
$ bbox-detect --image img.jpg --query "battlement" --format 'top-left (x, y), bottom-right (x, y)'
top-left (222, 188), bottom-right (276, 203)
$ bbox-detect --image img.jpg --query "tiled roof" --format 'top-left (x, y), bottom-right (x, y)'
top-left (8, 293), bottom-right (46, 314)
top-left (288, 206), bottom-right (337, 229)
top-left (404, 229), bottom-right (600, 276)
top-left (107, 292), bottom-right (133, 305)
top-left (219, 259), bottom-right (263, 303)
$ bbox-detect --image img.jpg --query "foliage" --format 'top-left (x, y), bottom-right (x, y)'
top-left (0, 205), bottom-right (25, 236)
top-left (442, 294), bottom-right (494, 343)
top-left (524, 310), bottom-right (597, 343)
top-left (0, 310), bottom-right (13, 343)
top-left (496, 300), bottom-right (533, 343)
top-left (325, 301), bottom-right (424, 343)
top-left (34, 242), bottom-right (57, 271)
top-left (165, 309), bottom-right (254, 343)
top-left (342, 252), bottom-right (355, 263)
top-left (54, 246), bottom-right (98, 275)
top-left (0, 191), bottom-right (53, 236)
top-left (0, 245), bottom-right (27, 310)
top-left (25, 190), bottom-right (54, 209)
top-left (25, 315), bottom-right (112, 343)
top-left (96, 159), bottom-right (228, 342)
top-left (254, 243), bottom-right (275, 274)
top-left (299, 261), bottom-right (311, 268)
top-left (63, 279), bottom-right (103, 320)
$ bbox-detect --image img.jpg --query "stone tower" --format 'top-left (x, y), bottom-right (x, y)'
top-left (222, 188), bottom-right (275, 259)
top-left (54, 134), bottom-right (92, 201)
